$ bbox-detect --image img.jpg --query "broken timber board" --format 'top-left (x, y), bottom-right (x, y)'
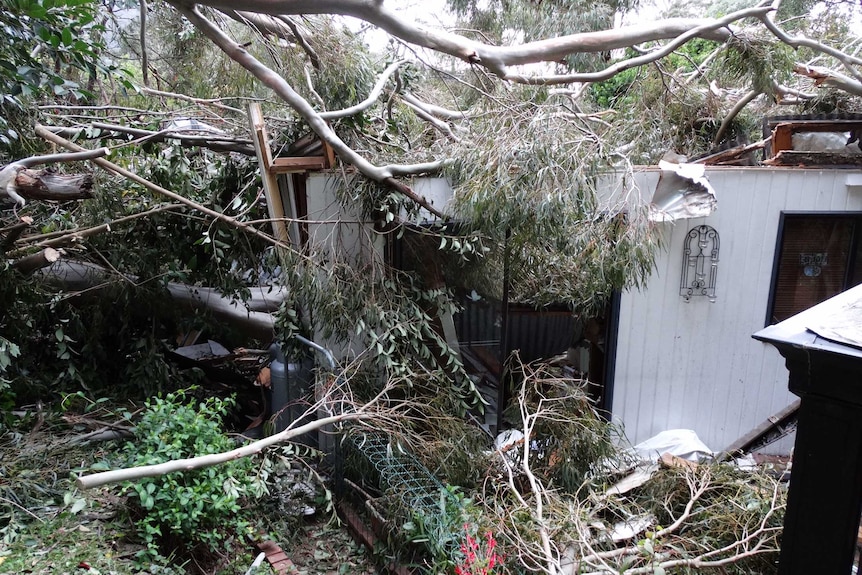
top-left (717, 399), bottom-right (801, 461)
top-left (255, 539), bottom-right (297, 575)
top-left (248, 102), bottom-right (291, 246)
top-left (764, 150), bottom-right (862, 167)
top-left (269, 156), bottom-right (327, 173)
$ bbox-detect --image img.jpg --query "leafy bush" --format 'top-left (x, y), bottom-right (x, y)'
top-left (120, 391), bottom-right (261, 558)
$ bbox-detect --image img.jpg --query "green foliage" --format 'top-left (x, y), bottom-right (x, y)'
top-left (120, 391), bottom-right (260, 559)
top-left (0, 0), bottom-right (120, 155)
top-left (446, 94), bottom-right (659, 313)
top-left (1, 133), bottom-right (277, 402)
top-left (275, 240), bottom-right (483, 412)
top-left (403, 485), bottom-right (485, 574)
top-left (0, 335), bottom-right (20, 400)
top-left (718, 36), bottom-right (795, 96)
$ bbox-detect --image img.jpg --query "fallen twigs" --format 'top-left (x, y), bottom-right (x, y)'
top-left (479, 357), bottom-right (784, 575)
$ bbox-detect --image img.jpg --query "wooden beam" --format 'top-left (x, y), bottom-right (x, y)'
top-left (247, 103), bottom-right (290, 246)
top-left (269, 156), bottom-right (327, 173)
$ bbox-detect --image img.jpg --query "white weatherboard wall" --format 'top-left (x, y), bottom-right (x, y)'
top-left (612, 167), bottom-right (862, 454)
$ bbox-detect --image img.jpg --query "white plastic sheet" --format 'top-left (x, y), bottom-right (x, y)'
top-left (632, 429), bottom-right (714, 462)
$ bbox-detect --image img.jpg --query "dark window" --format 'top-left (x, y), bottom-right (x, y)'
top-left (767, 213), bottom-right (862, 324)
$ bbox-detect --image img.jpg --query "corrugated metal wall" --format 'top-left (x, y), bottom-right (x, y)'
top-left (612, 168), bottom-right (862, 454)
top-left (453, 301), bottom-right (576, 363)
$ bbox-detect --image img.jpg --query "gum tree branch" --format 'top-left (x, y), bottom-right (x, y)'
top-left (759, 13), bottom-right (862, 79)
top-left (500, 6), bottom-right (773, 84)
top-left (187, 0), bottom-right (744, 76)
top-left (319, 59), bottom-right (407, 120)
top-left (793, 63), bottom-right (862, 97)
top-left (713, 89), bottom-right (761, 145)
top-left (171, 4), bottom-right (448, 218)
top-left (1, 148), bottom-right (109, 206)
top-left (76, 377), bottom-right (397, 489)
top-left (402, 92), bottom-right (470, 120)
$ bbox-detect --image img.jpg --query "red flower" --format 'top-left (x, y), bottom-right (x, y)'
top-left (453, 525), bottom-right (504, 575)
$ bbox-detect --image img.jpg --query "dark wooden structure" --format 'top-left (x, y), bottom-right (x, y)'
top-left (753, 284), bottom-right (862, 575)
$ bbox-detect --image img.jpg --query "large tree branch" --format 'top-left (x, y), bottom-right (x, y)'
top-left (11, 247), bottom-right (62, 275)
top-left (499, 6), bottom-right (773, 84)
top-left (171, 4), bottom-right (448, 218)
top-left (190, 0), bottom-right (744, 75)
top-left (713, 89), bottom-right (761, 145)
top-left (12, 169), bottom-right (94, 202)
top-left (794, 63), bottom-right (862, 97)
top-left (1, 148), bottom-right (109, 206)
top-left (41, 260), bottom-right (283, 339)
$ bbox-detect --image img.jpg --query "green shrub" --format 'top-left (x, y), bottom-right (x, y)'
top-left (121, 391), bottom-right (261, 558)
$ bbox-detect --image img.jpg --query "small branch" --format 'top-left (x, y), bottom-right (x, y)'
top-left (14, 148), bottom-right (111, 169)
top-left (383, 177), bottom-right (447, 219)
top-left (76, 410), bottom-right (368, 489)
top-left (220, 9), bottom-right (295, 41)
top-left (402, 92), bottom-right (469, 120)
top-left (319, 60), bottom-right (407, 120)
top-left (401, 98), bottom-right (461, 142)
top-left (140, 0), bottom-right (149, 86)
top-left (76, 378), bottom-right (400, 490)
top-left (8, 203), bottom-right (183, 256)
top-left (1, 219), bottom-right (30, 249)
top-left (279, 16), bottom-right (321, 69)
top-left (43, 123), bottom-right (255, 155)
top-left (139, 86), bottom-right (244, 113)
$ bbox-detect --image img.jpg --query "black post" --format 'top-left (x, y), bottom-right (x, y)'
top-left (753, 285), bottom-right (862, 575)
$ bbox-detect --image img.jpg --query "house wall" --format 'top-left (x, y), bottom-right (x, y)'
top-left (612, 167), bottom-right (862, 454)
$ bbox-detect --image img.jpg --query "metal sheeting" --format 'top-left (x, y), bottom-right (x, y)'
top-left (454, 300), bottom-right (575, 363)
top-left (612, 167), bottom-right (862, 455)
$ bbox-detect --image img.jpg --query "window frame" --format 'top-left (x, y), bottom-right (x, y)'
top-left (765, 211), bottom-right (862, 326)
